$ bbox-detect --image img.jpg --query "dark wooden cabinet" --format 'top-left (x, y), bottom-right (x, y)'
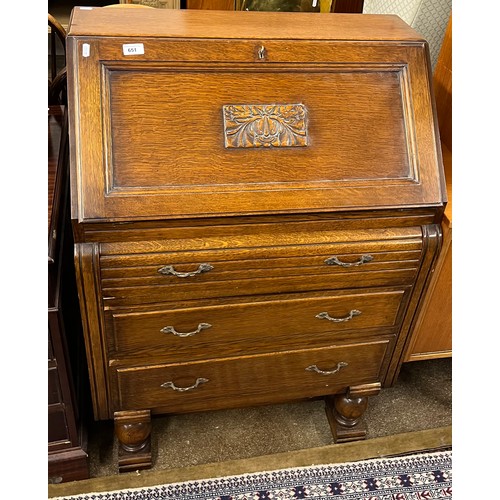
top-left (67, 8), bottom-right (446, 472)
top-left (187, 0), bottom-right (235, 8)
top-left (48, 105), bottom-right (90, 483)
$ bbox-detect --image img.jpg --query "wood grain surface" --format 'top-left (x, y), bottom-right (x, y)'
top-left (68, 7), bottom-right (421, 40)
top-left (111, 339), bottom-right (391, 413)
top-left (67, 11), bottom-right (446, 470)
top-left (67, 16), bottom-right (444, 221)
top-left (107, 289), bottom-right (406, 360)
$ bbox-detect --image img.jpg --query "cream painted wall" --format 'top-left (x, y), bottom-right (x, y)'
top-left (363, 0), bottom-right (452, 70)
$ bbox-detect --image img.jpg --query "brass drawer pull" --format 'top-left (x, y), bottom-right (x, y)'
top-left (306, 362), bottom-right (348, 376)
top-left (158, 263), bottom-right (213, 278)
top-left (316, 310), bottom-right (361, 322)
top-left (325, 255), bottom-right (373, 267)
top-left (161, 378), bottom-right (209, 392)
top-left (160, 323), bottom-right (212, 338)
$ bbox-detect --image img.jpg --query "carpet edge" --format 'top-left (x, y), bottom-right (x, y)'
top-left (48, 425), bottom-right (452, 498)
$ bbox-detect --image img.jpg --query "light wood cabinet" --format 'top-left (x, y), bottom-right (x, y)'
top-left (404, 14), bottom-right (452, 362)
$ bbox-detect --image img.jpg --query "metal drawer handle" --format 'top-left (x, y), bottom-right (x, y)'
top-left (160, 323), bottom-right (212, 338)
top-left (158, 263), bottom-right (213, 278)
top-left (306, 362), bottom-right (348, 376)
top-left (316, 310), bottom-right (361, 322)
top-left (325, 255), bottom-right (373, 267)
top-left (161, 378), bottom-right (209, 392)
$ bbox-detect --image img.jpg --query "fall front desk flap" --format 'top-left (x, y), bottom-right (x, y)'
top-left (67, 7), bottom-right (446, 221)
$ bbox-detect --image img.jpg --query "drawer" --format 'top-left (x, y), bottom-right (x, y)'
top-left (107, 289), bottom-right (407, 361)
top-left (100, 228), bottom-right (422, 306)
top-left (111, 339), bottom-right (391, 413)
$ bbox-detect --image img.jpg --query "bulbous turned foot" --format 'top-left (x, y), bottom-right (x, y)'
top-left (325, 382), bottom-right (381, 443)
top-left (114, 410), bottom-right (152, 472)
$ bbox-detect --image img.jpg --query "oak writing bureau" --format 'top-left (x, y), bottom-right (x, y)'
top-left (67, 8), bottom-right (446, 472)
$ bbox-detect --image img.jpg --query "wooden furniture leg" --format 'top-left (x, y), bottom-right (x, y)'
top-left (325, 382), bottom-right (381, 443)
top-left (114, 410), bottom-right (152, 472)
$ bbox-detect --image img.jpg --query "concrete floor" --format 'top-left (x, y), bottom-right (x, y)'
top-left (85, 357), bottom-right (452, 478)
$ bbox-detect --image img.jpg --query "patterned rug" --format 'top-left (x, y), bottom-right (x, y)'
top-left (52, 450), bottom-right (451, 499)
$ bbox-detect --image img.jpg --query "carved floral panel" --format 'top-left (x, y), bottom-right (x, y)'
top-left (223, 104), bottom-right (308, 148)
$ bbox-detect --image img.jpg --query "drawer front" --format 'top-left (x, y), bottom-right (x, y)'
top-left (100, 229), bottom-right (422, 306)
top-left (107, 289), bottom-right (406, 360)
top-left (111, 339), bottom-right (391, 413)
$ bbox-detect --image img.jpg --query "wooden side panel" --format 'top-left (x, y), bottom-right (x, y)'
top-left (74, 243), bottom-right (110, 419)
